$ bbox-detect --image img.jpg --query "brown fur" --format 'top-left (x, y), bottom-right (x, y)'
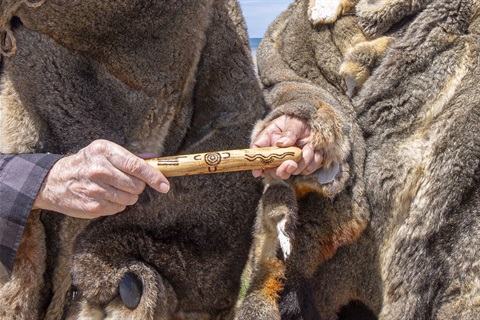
top-left (0, 211), bottom-right (47, 319)
top-left (238, 3), bottom-right (369, 318)
top-left (0, 0), bottom-right (46, 57)
top-left (0, 0), bottom-right (267, 318)
top-left (340, 36), bottom-right (395, 96)
top-left (239, 0), bottom-right (480, 319)
top-left (308, 0), bottom-right (357, 25)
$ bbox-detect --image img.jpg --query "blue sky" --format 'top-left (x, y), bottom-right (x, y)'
top-left (238, 0), bottom-right (292, 38)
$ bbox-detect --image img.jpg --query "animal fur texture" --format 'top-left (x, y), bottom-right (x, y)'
top-left (0, 0), bottom-right (267, 319)
top-left (238, 0), bottom-right (480, 319)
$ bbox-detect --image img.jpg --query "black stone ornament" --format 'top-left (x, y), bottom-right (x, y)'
top-left (119, 272), bottom-right (143, 309)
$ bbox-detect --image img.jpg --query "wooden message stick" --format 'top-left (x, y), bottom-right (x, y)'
top-left (145, 146), bottom-right (302, 177)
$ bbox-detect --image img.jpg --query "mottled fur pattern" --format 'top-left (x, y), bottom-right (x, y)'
top-left (0, 0), bottom-right (266, 318)
top-left (238, 0), bottom-right (480, 319)
top-left (236, 183), bottom-right (296, 320)
top-left (238, 0), bottom-right (369, 318)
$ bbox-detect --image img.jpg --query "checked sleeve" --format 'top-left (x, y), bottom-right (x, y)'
top-left (0, 153), bottom-right (62, 277)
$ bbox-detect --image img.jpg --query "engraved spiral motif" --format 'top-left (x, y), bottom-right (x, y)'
top-left (204, 153), bottom-right (222, 166)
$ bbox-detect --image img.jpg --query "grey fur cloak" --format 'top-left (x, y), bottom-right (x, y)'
top-left (0, 0), bottom-right (267, 319)
top-left (239, 0), bottom-right (480, 319)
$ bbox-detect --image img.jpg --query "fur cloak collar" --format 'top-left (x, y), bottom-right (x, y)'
top-left (356, 0), bottom-right (434, 36)
top-left (308, 0), bottom-right (434, 36)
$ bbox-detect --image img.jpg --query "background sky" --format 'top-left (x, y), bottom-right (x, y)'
top-left (238, 0), bottom-right (292, 38)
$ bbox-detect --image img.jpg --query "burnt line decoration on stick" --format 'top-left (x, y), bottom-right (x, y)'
top-left (194, 152), bottom-right (231, 172)
top-left (145, 147), bottom-right (302, 177)
top-left (155, 156), bottom-right (187, 166)
top-left (244, 151), bottom-right (296, 165)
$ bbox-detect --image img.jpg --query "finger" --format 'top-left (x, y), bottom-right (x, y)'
top-left (93, 202), bottom-right (127, 217)
top-left (292, 143), bottom-right (315, 175)
top-left (80, 161), bottom-right (147, 196)
top-left (262, 167), bottom-right (282, 180)
top-left (252, 168), bottom-right (263, 178)
top-left (73, 198), bottom-right (127, 219)
top-left (97, 142), bottom-right (170, 193)
top-left (103, 170), bottom-right (147, 195)
top-left (276, 116), bottom-right (310, 147)
top-left (301, 149), bottom-right (324, 175)
top-left (68, 179), bottom-right (134, 210)
top-left (275, 121), bottom-right (304, 147)
top-left (261, 160), bottom-right (297, 180)
top-left (104, 185), bottom-right (140, 206)
top-left (124, 157), bottom-right (170, 193)
top-left (274, 160), bottom-right (298, 179)
top-left (275, 129), bottom-right (299, 147)
top-left (251, 126), bottom-right (277, 148)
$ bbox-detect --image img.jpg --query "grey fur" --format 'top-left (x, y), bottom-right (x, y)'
top-left (239, 0), bottom-right (480, 319)
top-left (0, 1), bottom-right (267, 319)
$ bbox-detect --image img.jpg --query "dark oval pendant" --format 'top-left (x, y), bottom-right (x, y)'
top-left (119, 272), bottom-right (143, 310)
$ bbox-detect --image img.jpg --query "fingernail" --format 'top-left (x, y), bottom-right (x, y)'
top-left (159, 183), bottom-right (170, 193)
top-left (287, 165), bottom-right (296, 174)
top-left (252, 170), bottom-right (262, 178)
top-left (276, 138), bottom-right (288, 147)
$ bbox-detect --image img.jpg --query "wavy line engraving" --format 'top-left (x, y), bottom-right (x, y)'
top-left (245, 152), bottom-right (295, 165)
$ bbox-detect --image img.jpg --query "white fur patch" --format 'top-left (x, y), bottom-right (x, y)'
top-left (310, 0), bottom-right (342, 23)
top-left (277, 217), bottom-right (292, 260)
top-left (0, 77), bottom-right (40, 153)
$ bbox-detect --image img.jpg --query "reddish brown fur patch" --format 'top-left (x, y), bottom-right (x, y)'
top-left (259, 260), bottom-right (285, 304)
top-left (262, 274), bottom-right (285, 304)
top-left (341, 0), bottom-right (358, 15)
top-left (334, 218), bottom-right (367, 247)
top-left (316, 238), bottom-right (338, 262)
top-left (317, 217), bottom-right (367, 262)
top-left (275, 84), bottom-right (303, 106)
top-left (294, 182), bottom-right (327, 198)
top-left (316, 102), bottom-right (341, 132)
top-left (311, 102), bottom-right (345, 168)
top-left (294, 180), bottom-right (367, 265)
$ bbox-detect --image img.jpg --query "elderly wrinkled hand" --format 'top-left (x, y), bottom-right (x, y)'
top-left (251, 115), bottom-right (324, 180)
top-left (33, 139), bottom-right (170, 219)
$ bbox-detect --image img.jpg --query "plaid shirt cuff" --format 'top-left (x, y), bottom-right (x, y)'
top-left (0, 153), bottom-right (62, 276)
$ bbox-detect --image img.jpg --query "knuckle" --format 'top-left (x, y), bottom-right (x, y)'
top-left (108, 204), bottom-right (127, 215)
top-left (88, 140), bottom-right (107, 154)
top-left (83, 201), bottom-right (103, 215)
top-left (86, 165), bottom-right (108, 180)
top-left (131, 180), bottom-right (146, 194)
top-left (279, 174), bottom-right (290, 180)
top-left (124, 157), bottom-right (144, 174)
top-left (126, 194), bottom-right (139, 206)
top-left (302, 165), bottom-right (316, 175)
top-left (303, 149), bottom-right (314, 160)
top-left (85, 184), bottom-right (106, 198)
top-left (302, 169), bottom-right (314, 176)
